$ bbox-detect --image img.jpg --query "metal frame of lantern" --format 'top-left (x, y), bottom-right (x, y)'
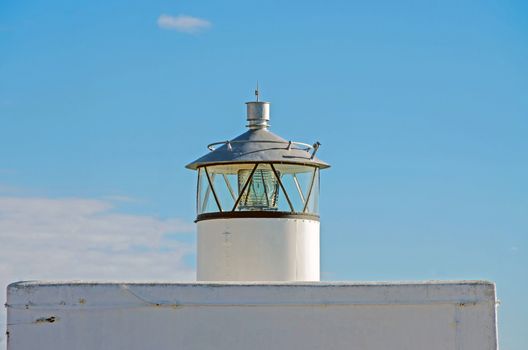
top-left (195, 160), bottom-right (320, 222)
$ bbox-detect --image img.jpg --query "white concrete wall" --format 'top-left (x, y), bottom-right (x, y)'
top-left (197, 218), bottom-right (320, 281)
top-left (6, 281), bottom-right (498, 350)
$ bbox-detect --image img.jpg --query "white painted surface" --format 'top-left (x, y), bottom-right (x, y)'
top-left (6, 281), bottom-right (498, 350)
top-left (197, 218), bottom-right (320, 281)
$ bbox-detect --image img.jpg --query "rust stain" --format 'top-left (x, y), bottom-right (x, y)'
top-left (34, 316), bottom-right (59, 324)
top-left (79, 298), bottom-right (86, 305)
top-left (458, 302), bottom-right (477, 307)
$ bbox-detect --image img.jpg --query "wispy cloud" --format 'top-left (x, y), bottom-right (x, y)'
top-left (0, 183), bottom-right (21, 195)
top-left (102, 194), bottom-right (141, 203)
top-left (0, 195), bottom-right (195, 347)
top-left (157, 14), bottom-right (211, 34)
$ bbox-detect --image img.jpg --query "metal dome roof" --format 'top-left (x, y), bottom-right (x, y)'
top-left (186, 128), bottom-right (329, 170)
top-left (186, 95), bottom-right (330, 170)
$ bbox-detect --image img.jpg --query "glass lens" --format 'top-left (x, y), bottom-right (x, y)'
top-left (237, 164), bottom-right (279, 211)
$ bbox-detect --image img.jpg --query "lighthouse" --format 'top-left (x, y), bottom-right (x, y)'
top-left (6, 90), bottom-right (499, 350)
top-left (186, 91), bottom-right (329, 281)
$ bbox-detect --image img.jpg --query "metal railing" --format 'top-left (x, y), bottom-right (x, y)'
top-left (207, 140), bottom-right (321, 159)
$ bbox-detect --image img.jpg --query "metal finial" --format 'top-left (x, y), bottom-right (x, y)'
top-left (255, 81), bottom-right (259, 102)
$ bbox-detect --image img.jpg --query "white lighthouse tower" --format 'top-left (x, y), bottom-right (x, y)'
top-left (186, 91), bottom-right (329, 281)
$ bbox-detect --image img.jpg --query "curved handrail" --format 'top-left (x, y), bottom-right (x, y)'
top-left (207, 140), bottom-right (315, 152)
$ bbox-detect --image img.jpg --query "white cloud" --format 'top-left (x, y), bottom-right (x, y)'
top-left (102, 194), bottom-right (141, 203)
top-left (0, 196), bottom-right (195, 347)
top-left (157, 14), bottom-right (211, 33)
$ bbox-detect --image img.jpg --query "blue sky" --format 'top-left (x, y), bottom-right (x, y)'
top-left (1, 0), bottom-right (527, 348)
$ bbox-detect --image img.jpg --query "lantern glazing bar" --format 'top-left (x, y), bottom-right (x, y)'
top-left (222, 173), bottom-right (237, 201)
top-left (201, 181), bottom-right (211, 214)
top-left (302, 168), bottom-right (318, 213)
top-left (196, 168), bottom-right (202, 214)
top-left (232, 164), bottom-right (259, 211)
top-left (270, 163), bottom-right (295, 212)
top-left (292, 174), bottom-right (306, 205)
top-left (204, 167), bottom-right (223, 212)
